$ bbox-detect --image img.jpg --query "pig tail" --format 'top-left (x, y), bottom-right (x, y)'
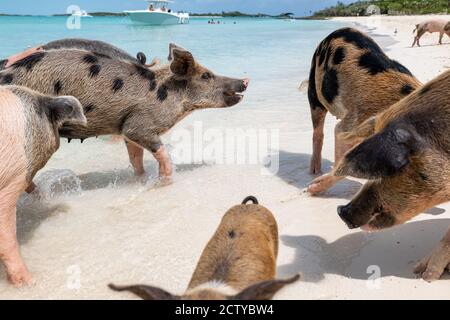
top-left (242, 196), bottom-right (259, 205)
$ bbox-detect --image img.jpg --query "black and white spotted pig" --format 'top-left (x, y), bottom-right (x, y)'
top-left (306, 28), bottom-right (422, 195)
top-left (0, 44), bottom-right (249, 186)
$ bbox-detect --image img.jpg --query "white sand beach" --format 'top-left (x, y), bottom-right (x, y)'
top-left (0, 15), bottom-right (449, 299)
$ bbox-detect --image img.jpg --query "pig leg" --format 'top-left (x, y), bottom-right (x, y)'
top-left (310, 107), bottom-right (327, 175)
top-left (122, 124), bottom-right (173, 182)
top-left (416, 28), bottom-right (426, 47)
top-left (125, 140), bottom-right (145, 176)
top-left (414, 227), bottom-right (450, 282)
top-left (438, 32), bottom-right (444, 45)
top-left (151, 145), bottom-right (173, 185)
top-left (307, 122), bottom-right (355, 195)
top-left (0, 184), bottom-right (32, 286)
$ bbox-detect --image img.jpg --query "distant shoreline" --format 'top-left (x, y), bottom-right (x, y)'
top-left (0, 11), bottom-right (296, 18)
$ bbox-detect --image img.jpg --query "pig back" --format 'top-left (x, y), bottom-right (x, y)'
top-left (188, 204), bottom-right (279, 291)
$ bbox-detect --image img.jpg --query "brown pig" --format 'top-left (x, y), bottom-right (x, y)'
top-left (0, 85), bottom-right (86, 286)
top-left (335, 70), bottom-right (450, 281)
top-left (109, 196), bottom-right (300, 300)
top-left (0, 43), bottom-right (249, 186)
top-left (412, 19), bottom-right (450, 47)
top-left (306, 28), bottom-right (421, 195)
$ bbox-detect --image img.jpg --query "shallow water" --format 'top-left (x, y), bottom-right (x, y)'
top-left (3, 16), bottom-right (448, 299)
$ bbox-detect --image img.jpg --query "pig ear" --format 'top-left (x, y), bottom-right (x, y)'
top-left (108, 284), bottom-right (179, 300)
top-left (231, 274), bottom-right (300, 300)
top-left (168, 43), bottom-right (187, 61)
top-left (335, 127), bottom-right (416, 179)
top-left (170, 48), bottom-right (195, 77)
top-left (47, 96), bottom-right (84, 124)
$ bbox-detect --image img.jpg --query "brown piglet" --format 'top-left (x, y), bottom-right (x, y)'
top-left (109, 196), bottom-right (300, 300)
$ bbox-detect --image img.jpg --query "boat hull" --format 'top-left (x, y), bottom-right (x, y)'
top-left (125, 11), bottom-right (186, 25)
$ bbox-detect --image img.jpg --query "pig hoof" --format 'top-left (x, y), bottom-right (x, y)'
top-left (8, 269), bottom-right (33, 287)
top-left (307, 175), bottom-right (334, 195)
top-left (414, 245), bottom-right (450, 282)
top-left (157, 176), bottom-right (173, 187)
top-left (309, 161), bottom-right (322, 175)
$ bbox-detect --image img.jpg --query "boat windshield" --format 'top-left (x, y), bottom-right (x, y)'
top-left (147, 0), bottom-right (173, 11)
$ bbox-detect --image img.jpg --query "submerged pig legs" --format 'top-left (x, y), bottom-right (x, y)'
top-left (122, 120), bottom-right (173, 181)
top-left (0, 182), bottom-right (32, 286)
top-left (125, 140), bottom-right (145, 176)
top-left (152, 145), bottom-right (173, 183)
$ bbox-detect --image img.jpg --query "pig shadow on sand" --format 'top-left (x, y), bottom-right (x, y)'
top-left (16, 162), bottom-right (206, 245)
top-left (278, 219), bottom-right (450, 282)
top-left (274, 150), bottom-right (363, 200)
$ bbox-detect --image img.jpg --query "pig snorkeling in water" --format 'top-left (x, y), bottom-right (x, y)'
top-left (335, 70), bottom-right (450, 281)
top-left (0, 85), bottom-right (86, 286)
top-left (0, 42), bottom-right (249, 188)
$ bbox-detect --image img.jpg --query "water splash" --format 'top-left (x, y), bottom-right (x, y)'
top-left (34, 169), bottom-right (82, 200)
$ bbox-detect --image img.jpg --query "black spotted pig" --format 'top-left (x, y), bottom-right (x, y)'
top-left (335, 70), bottom-right (450, 281)
top-left (0, 85), bottom-right (86, 286)
top-left (0, 43), bottom-right (249, 185)
top-left (109, 196), bottom-right (299, 300)
top-left (306, 28), bottom-right (421, 195)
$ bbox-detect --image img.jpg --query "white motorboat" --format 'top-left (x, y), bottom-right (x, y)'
top-left (124, 0), bottom-right (189, 25)
top-left (72, 10), bottom-right (93, 18)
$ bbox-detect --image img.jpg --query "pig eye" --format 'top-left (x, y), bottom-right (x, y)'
top-left (201, 72), bottom-right (212, 80)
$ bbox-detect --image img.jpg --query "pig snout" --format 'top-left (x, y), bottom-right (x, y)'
top-left (337, 204), bottom-right (359, 229)
top-left (223, 78), bottom-right (250, 107)
top-left (242, 78), bottom-right (250, 90)
top-left (226, 78), bottom-right (249, 94)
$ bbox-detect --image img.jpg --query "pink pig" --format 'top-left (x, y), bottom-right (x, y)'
top-left (412, 19), bottom-right (450, 47)
top-left (0, 85), bottom-right (86, 286)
